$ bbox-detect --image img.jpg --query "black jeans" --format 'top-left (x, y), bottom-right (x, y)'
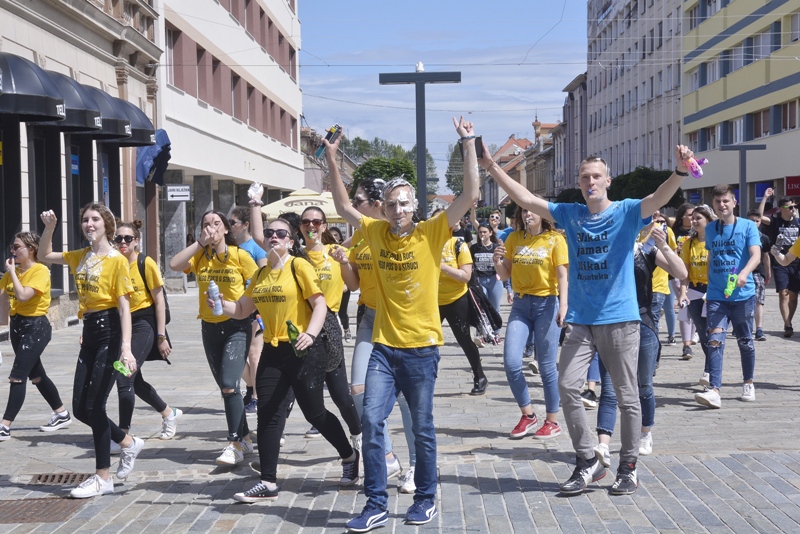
top-left (256, 341), bottom-right (353, 483)
top-left (440, 290), bottom-right (485, 381)
top-left (338, 290), bottom-right (351, 330)
top-left (72, 309), bottom-right (128, 470)
top-left (115, 317), bottom-right (167, 430)
top-left (3, 315), bottom-right (61, 422)
top-left (201, 318), bottom-right (251, 442)
top-left (325, 356), bottom-right (361, 436)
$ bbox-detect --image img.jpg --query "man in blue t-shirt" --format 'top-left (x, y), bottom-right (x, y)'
top-left (481, 144), bottom-right (695, 497)
top-left (695, 185), bottom-right (761, 410)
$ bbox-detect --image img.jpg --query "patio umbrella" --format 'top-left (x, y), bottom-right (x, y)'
top-left (261, 188), bottom-right (346, 223)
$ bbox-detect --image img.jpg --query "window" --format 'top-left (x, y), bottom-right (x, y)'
top-left (687, 132), bottom-right (699, 152)
top-left (753, 109), bottom-right (770, 139)
top-left (752, 29), bottom-right (771, 61)
top-left (733, 117), bottom-right (744, 144)
top-left (666, 65), bottom-right (673, 89)
top-left (689, 6), bottom-right (700, 30)
top-left (706, 0), bottom-right (720, 17)
top-left (657, 70), bottom-right (663, 96)
top-left (641, 37), bottom-right (646, 59)
top-left (782, 100), bottom-right (798, 131)
top-left (667, 13), bottom-right (673, 39)
top-left (658, 22), bottom-right (663, 48)
top-left (791, 13), bottom-right (800, 42)
top-left (627, 90), bottom-right (632, 112)
top-left (165, 28), bottom-right (175, 86)
top-left (706, 58), bottom-right (719, 84)
top-left (705, 125), bottom-right (719, 150)
top-left (649, 29), bottom-right (654, 53)
top-left (633, 85), bottom-right (638, 108)
top-left (689, 68), bottom-right (699, 92)
top-left (731, 43), bottom-right (745, 71)
top-left (649, 76), bottom-right (654, 99)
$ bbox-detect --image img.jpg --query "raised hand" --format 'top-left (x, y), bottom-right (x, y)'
top-left (40, 210), bottom-right (58, 229)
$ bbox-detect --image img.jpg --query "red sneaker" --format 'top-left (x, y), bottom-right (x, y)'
top-left (533, 420), bottom-right (562, 440)
top-left (510, 414), bottom-right (538, 438)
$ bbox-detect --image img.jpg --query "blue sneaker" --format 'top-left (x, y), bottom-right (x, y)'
top-left (405, 498), bottom-right (437, 525)
top-left (346, 504), bottom-right (388, 532)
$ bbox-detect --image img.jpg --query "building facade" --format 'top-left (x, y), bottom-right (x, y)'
top-left (559, 73), bottom-right (588, 192)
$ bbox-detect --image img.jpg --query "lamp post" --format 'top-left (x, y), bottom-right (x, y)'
top-left (379, 63), bottom-right (461, 219)
top-left (719, 144), bottom-right (766, 213)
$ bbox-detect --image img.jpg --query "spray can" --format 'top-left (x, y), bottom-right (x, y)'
top-left (208, 279), bottom-right (223, 316)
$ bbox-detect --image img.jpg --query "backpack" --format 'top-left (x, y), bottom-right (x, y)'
top-left (137, 254), bottom-right (171, 324)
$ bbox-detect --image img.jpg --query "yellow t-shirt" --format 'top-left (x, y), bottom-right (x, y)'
top-left (361, 212), bottom-right (451, 348)
top-left (680, 237), bottom-right (709, 285)
top-left (349, 229), bottom-right (377, 310)
top-left (504, 230), bottom-right (568, 297)
top-left (306, 244), bottom-right (344, 313)
top-left (0, 263), bottom-right (51, 317)
top-left (128, 255), bottom-right (164, 313)
top-left (438, 237), bottom-right (471, 306)
top-left (63, 248), bottom-right (133, 319)
top-left (637, 226), bottom-right (678, 294)
top-left (245, 257), bottom-right (323, 346)
top-left (187, 245), bottom-right (258, 323)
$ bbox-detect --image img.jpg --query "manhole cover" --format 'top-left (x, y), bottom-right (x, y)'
top-left (0, 498), bottom-right (85, 524)
top-left (30, 473), bottom-right (92, 486)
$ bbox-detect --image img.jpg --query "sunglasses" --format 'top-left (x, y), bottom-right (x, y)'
top-left (654, 220), bottom-right (666, 224)
top-left (264, 228), bottom-right (290, 239)
top-left (782, 205), bottom-right (796, 209)
top-left (301, 218), bottom-right (324, 226)
top-left (352, 197), bottom-right (368, 208)
top-left (490, 215), bottom-right (500, 220)
top-left (9, 244), bottom-right (27, 252)
top-left (114, 235), bottom-right (135, 244)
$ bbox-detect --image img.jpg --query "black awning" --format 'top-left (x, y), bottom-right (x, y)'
top-left (0, 52), bottom-right (66, 122)
top-left (33, 71), bottom-right (101, 131)
top-left (74, 85), bottom-right (131, 141)
top-left (105, 98), bottom-right (155, 147)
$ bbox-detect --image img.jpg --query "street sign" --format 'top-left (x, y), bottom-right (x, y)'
top-left (166, 184), bottom-right (192, 202)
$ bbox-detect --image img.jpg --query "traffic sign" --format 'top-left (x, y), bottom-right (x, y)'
top-left (166, 184), bottom-right (192, 202)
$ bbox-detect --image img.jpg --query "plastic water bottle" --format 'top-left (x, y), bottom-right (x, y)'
top-left (641, 232), bottom-right (657, 253)
top-left (208, 279), bottom-right (223, 316)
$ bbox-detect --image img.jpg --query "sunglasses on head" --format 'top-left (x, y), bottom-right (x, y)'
top-left (264, 228), bottom-right (290, 239)
top-left (301, 218), bottom-right (324, 226)
top-left (114, 235), bottom-right (135, 244)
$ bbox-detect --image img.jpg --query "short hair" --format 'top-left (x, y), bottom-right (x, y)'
top-left (777, 197), bottom-right (795, 208)
top-left (711, 184), bottom-right (735, 198)
top-left (579, 155), bottom-right (610, 177)
top-left (746, 209), bottom-right (762, 219)
top-left (382, 178), bottom-right (418, 210)
top-left (353, 178), bottom-right (386, 205)
top-left (230, 206), bottom-right (251, 226)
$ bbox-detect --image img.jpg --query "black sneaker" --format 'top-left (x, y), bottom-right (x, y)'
top-left (0, 425), bottom-right (10, 441)
top-left (785, 326), bottom-right (794, 338)
top-left (681, 345), bottom-right (694, 360)
top-left (340, 449), bottom-right (360, 486)
top-left (40, 412), bottom-right (72, 432)
top-left (233, 481), bottom-right (279, 503)
top-left (665, 336), bottom-right (676, 346)
top-left (580, 389), bottom-right (598, 409)
top-left (470, 377), bottom-right (488, 396)
top-left (610, 462), bottom-right (639, 495)
top-left (559, 455), bottom-right (606, 495)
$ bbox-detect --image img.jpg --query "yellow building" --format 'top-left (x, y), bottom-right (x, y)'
top-left (682, 0), bottom-right (800, 209)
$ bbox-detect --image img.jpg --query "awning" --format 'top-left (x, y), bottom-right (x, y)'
top-left (74, 84), bottom-right (131, 140)
top-left (136, 128), bottom-right (171, 185)
top-left (0, 52), bottom-right (66, 122)
top-left (109, 98), bottom-right (155, 147)
top-left (261, 188), bottom-right (346, 223)
top-left (32, 71), bottom-right (101, 131)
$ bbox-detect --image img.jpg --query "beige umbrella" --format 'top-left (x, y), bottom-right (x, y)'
top-left (261, 188), bottom-right (346, 223)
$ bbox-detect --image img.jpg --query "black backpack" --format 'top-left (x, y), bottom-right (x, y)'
top-left (137, 254), bottom-right (171, 324)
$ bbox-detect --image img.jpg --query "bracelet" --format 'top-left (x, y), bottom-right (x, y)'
top-left (157, 334), bottom-right (167, 341)
top-left (459, 135), bottom-right (476, 141)
top-left (306, 333), bottom-right (317, 342)
top-left (675, 168), bottom-right (689, 177)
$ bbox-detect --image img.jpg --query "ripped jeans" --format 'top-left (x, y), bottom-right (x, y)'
top-left (705, 297), bottom-right (756, 390)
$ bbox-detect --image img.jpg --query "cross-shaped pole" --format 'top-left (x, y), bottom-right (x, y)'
top-left (720, 144), bottom-right (766, 213)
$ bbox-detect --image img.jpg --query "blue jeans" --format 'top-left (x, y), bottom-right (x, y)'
top-left (706, 297), bottom-right (756, 389)
top-left (587, 352), bottom-right (600, 383)
top-left (663, 289), bottom-right (676, 337)
top-left (478, 274), bottom-right (504, 334)
top-left (397, 392), bottom-right (416, 466)
top-left (362, 343), bottom-right (439, 509)
top-left (503, 294), bottom-right (560, 413)
top-left (596, 323), bottom-right (659, 432)
top-left (687, 298), bottom-right (710, 368)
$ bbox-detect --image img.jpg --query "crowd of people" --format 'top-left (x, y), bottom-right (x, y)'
top-left (0, 116), bottom-right (789, 531)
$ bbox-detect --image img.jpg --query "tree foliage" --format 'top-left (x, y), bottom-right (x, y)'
top-left (445, 143), bottom-right (464, 195)
top-left (340, 136), bottom-right (407, 161)
top-left (406, 145), bottom-right (438, 199)
top-left (350, 157), bottom-right (416, 197)
top-left (555, 188), bottom-right (587, 204)
top-left (607, 166), bottom-right (684, 208)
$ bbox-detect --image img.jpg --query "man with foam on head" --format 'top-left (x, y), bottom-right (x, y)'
top-left (329, 118), bottom-right (480, 532)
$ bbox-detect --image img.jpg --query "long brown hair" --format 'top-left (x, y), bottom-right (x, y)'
top-left (300, 207), bottom-right (337, 245)
top-left (79, 203), bottom-right (117, 243)
top-left (513, 205), bottom-right (552, 233)
top-left (200, 210), bottom-right (238, 247)
top-left (14, 231), bottom-right (41, 262)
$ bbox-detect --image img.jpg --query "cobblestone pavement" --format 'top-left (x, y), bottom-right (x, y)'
top-left (1, 288), bottom-right (800, 533)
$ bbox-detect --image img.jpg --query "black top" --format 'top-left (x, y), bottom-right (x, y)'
top-left (766, 214), bottom-right (800, 255)
top-left (753, 232), bottom-right (769, 277)
top-left (470, 242), bottom-right (499, 277)
top-left (452, 227), bottom-right (473, 246)
top-left (634, 245), bottom-right (658, 332)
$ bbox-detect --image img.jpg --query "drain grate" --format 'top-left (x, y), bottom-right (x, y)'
top-left (0, 498), bottom-right (85, 524)
top-left (29, 473), bottom-right (93, 486)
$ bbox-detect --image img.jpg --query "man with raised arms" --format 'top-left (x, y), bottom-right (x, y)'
top-left (329, 118), bottom-right (480, 532)
top-left (480, 145), bottom-right (695, 496)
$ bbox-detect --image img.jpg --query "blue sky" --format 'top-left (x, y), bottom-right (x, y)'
top-left (298, 0), bottom-right (588, 190)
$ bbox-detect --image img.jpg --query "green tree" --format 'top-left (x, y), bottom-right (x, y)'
top-left (555, 188), bottom-right (587, 204)
top-left (350, 157), bottom-right (416, 197)
top-left (405, 145), bottom-right (438, 199)
top-left (444, 143), bottom-right (464, 195)
top-left (607, 167), bottom-right (684, 208)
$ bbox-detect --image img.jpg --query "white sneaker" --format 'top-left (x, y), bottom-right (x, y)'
top-left (695, 388), bottom-right (721, 409)
top-left (70, 474), bottom-right (114, 499)
top-left (699, 372), bottom-right (711, 387)
top-left (741, 383), bottom-right (755, 402)
top-left (473, 336), bottom-right (485, 348)
top-left (241, 438), bottom-right (255, 455)
top-left (350, 433), bottom-right (362, 454)
top-left (160, 408), bottom-right (183, 440)
top-left (216, 443), bottom-right (244, 466)
top-left (386, 455), bottom-right (402, 479)
top-left (639, 433), bottom-right (653, 456)
top-left (594, 442), bottom-right (611, 468)
top-left (110, 439), bottom-right (122, 456)
top-left (399, 466), bottom-right (416, 494)
top-left (116, 436), bottom-right (145, 480)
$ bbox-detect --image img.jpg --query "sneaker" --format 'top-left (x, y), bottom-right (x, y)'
top-left (0, 425), bottom-right (10, 441)
top-left (523, 343), bottom-right (534, 358)
top-left (110, 439), bottom-right (122, 455)
top-left (346, 504), bottom-right (388, 533)
top-left (344, 329), bottom-right (352, 342)
top-left (639, 433), bottom-right (653, 456)
top-left (665, 336), bottom-right (676, 346)
top-left (305, 426), bottom-right (321, 438)
top-left (470, 377), bottom-right (488, 395)
top-left (233, 481), bottom-right (279, 503)
top-left (533, 420), bottom-right (562, 439)
top-left (594, 442), bottom-right (611, 468)
top-left (40, 411), bottom-right (72, 432)
top-left (559, 455), bottom-right (607, 495)
top-left (340, 449), bottom-right (360, 486)
top-left (216, 443), bottom-right (244, 466)
top-left (692, 332), bottom-right (700, 344)
top-left (581, 389), bottom-right (598, 409)
top-left (244, 399), bottom-right (258, 413)
top-left (69, 474), bottom-right (114, 499)
top-left (160, 408), bottom-right (183, 440)
top-left (399, 466), bottom-right (416, 493)
top-left (785, 325), bottom-right (794, 338)
top-left (406, 498), bottom-right (437, 525)
top-left (610, 462), bottom-right (639, 495)
top-left (280, 434), bottom-right (286, 446)
top-left (699, 372), bottom-right (711, 388)
top-left (473, 336), bottom-right (485, 348)
top-left (755, 328), bottom-right (766, 341)
top-left (351, 433), bottom-right (362, 454)
top-left (695, 388), bottom-right (721, 409)
top-left (510, 414), bottom-right (538, 439)
top-left (528, 360), bottom-right (539, 375)
top-left (741, 382), bottom-right (755, 402)
top-left (681, 345), bottom-right (694, 360)
top-left (241, 438), bottom-right (255, 455)
top-left (386, 455), bottom-right (402, 479)
top-left (116, 436), bottom-right (145, 480)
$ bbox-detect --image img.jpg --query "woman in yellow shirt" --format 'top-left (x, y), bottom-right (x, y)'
top-left (495, 207), bottom-right (568, 440)
top-left (39, 204), bottom-right (139, 499)
top-left (169, 210), bottom-right (258, 467)
top-left (214, 218), bottom-right (359, 502)
top-left (112, 221), bottom-right (181, 443)
top-left (0, 232), bottom-right (70, 442)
